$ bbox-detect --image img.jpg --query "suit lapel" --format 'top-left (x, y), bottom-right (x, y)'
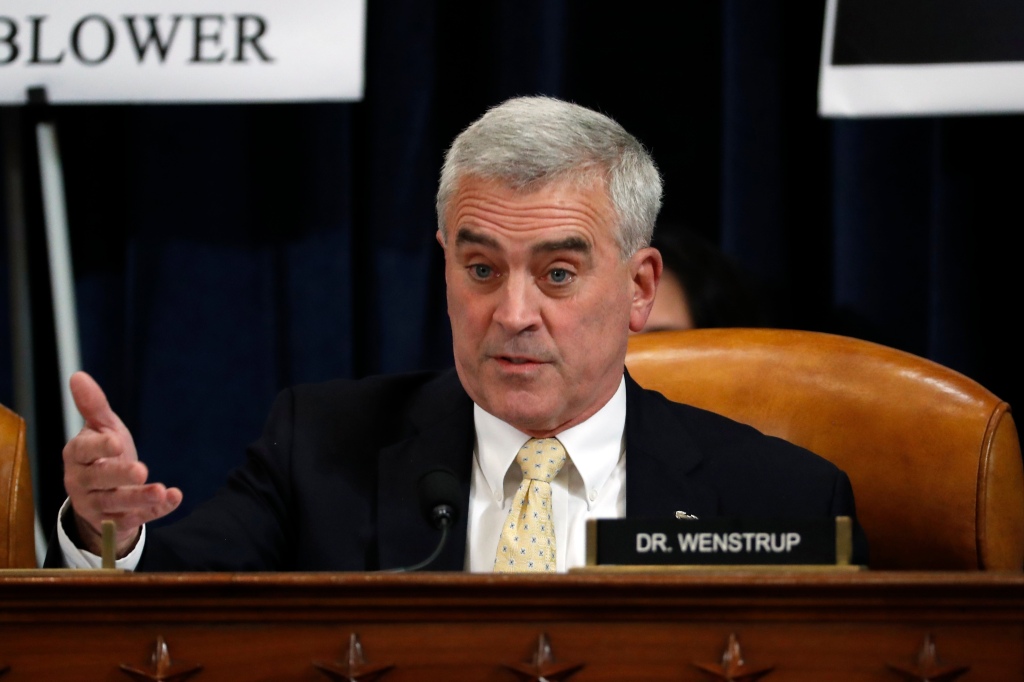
top-left (375, 371), bottom-right (723, 570)
top-left (376, 372), bottom-right (475, 571)
top-left (624, 373), bottom-right (720, 521)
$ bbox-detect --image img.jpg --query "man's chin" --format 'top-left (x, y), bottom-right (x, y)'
top-left (481, 393), bottom-right (564, 435)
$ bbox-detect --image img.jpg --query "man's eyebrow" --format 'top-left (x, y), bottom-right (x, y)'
top-left (453, 228), bottom-right (591, 255)
top-left (454, 227), bottom-right (499, 249)
top-left (532, 236), bottom-right (591, 255)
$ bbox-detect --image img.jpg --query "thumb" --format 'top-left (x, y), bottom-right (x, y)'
top-left (69, 371), bottom-right (122, 431)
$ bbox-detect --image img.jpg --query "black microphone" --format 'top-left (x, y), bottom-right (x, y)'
top-left (388, 468), bottom-right (462, 572)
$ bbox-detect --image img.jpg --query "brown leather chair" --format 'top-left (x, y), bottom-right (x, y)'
top-left (625, 328), bottom-right (1024, 571)
top-left (0, 403), bottom-right (34, 568)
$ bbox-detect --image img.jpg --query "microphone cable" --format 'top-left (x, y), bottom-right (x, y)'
top-left (387, 468), bottom-right (461, 573)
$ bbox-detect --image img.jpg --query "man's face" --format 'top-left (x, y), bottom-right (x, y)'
top-left (440, 175), bottom-right (660, 437)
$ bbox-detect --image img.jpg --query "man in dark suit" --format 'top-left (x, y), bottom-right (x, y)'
top-left (52, 96), bottom-right (864, 571)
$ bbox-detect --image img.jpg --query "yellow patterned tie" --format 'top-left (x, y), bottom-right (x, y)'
top-left (494, 437), bottom-right (567, 573)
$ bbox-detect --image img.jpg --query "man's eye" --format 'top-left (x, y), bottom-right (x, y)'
top-left (548, 268), bottom-right (573, 284)
top-left (471, 264), bottom-right (493, 279)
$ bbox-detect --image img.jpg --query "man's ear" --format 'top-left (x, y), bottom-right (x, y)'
top-left (436, 229), bottom-right (446, 249)
top-left (628, 247), bottom-right (662, 333)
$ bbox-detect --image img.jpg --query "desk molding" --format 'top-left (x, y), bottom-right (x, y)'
top-left (2, 571), bottom-right (1022, 681)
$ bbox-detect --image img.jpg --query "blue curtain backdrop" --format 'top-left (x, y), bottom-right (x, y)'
top-left (1, 1), bottom-right (1021, 533)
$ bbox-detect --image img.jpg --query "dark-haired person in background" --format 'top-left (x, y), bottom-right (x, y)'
top-left (640, 226), bottom-right (769, 333)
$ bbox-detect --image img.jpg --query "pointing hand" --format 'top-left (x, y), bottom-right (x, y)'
top-left (62, 372), bottom-right (183, 557)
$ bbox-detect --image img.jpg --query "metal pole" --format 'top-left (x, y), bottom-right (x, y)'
top-left (35, 119), bottom-right (84, 447)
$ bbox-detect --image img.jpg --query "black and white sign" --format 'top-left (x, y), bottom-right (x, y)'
top-left (819, 0), bottom-right (1024, 116)
top-left (589, 518), bottom-right (845, 567)
top-left (0, 1), bottom-right (365, 103)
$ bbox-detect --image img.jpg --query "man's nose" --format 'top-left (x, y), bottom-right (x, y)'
top-left (493, 274), bottom-right (541, 333)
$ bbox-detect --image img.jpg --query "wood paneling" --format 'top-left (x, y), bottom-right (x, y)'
top-left (1, 571), bottom-right (1021, 681)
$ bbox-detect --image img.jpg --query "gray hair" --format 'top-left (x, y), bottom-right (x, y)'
top-left (436, 96), bottom-right (662, 257)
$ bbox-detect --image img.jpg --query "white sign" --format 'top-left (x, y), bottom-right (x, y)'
top-left (0, 0), bottom-right (366, 104)
top-left (819, 0), bottom-right (1024, 117)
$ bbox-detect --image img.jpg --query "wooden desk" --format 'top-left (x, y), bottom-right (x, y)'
top-left (1, 571), bottom-right (1022, 681)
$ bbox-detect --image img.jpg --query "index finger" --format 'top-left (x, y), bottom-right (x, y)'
top-left (70, 371), bottom-right (122, 431)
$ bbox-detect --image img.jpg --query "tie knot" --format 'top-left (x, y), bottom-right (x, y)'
top-left (518, 437), bottom-right (566, 483)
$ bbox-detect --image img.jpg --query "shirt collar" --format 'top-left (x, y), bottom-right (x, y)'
top-left (473, 375), bottom-right (627, 505)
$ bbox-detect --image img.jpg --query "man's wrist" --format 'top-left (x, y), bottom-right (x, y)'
top-left (65, 506), bottom-right (141, 558)
top-left (57, 499), bottom-right (146, 570)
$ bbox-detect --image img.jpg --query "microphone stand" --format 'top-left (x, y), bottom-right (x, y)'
top-left (386, 503), bottom-right (456, 573)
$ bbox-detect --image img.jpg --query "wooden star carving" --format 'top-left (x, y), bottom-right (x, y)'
top-left (693, 633), bottom-right (774, 682)
top-left (887, 634), bottom-right (970, 682)
top-left (503, 633), bottom-right (584, 682)
top-left (119, 636), bottom-right (202, 682)
top-left (313, 633), bottom-right (394, 682)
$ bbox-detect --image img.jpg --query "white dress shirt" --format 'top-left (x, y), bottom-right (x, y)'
top-left (466, 376), bottom-right (627, 572)
top-left (57, 496), bottom-right (146, 569)
top-left (59, 375), bottom-right (628, 572)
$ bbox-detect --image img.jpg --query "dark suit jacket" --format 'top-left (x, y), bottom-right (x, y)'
top-left (49, 369), bottom-right (867, 570)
